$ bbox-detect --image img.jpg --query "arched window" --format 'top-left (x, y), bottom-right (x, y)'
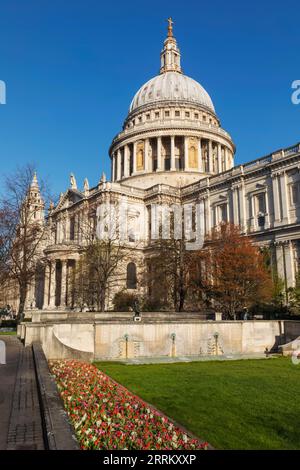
top-left (127, 262), bottom-right (137, 289)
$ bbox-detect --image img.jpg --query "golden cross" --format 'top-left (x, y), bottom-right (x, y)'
top-left (167, 17), bottom-right (174, 37)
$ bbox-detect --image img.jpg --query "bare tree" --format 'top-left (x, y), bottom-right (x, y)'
top-left (0, 164), bottom-right (50, 320)
top-left (72, 202), bottom-right (133, 312)
top-left (146, 238), bottom-right (198, 312)
top-left (0, 208), bottom-right (11, 289)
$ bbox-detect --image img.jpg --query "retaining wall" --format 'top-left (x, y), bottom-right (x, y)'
top-left (21, 311), bottom-right (294, 361)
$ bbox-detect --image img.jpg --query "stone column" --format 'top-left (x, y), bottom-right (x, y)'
top-left (24, 279), bottom-right (35, 310)
top-left (113, 154), bottom-right (117, 181)
top-left (213, 204), bottom-right (218, 226)
top-left (117, 149), bottom-right (122, 180)
top-left (48, 260), bottom-right (56, 309)
top-left (250, 194), bottom-right (256, 231)
top-left (157, 136), bottom-right (162, 171)
top-left (238, 183), bottom-right (246, 232)
top-left (124, 145), bottom-right (130, 177)
top-left (60, 260), bottom-right (67, 308)
top-left (272, 173), bottom-right (281, 226)
top-left (208, 140), bottom-right (213, 173)
top-left (184, 136), bottom-right (189, 170)
top-left (225, 148), bottom-right (229, 171)
top-left (170, 135), bottom-right (176, 170)
top-left (275, 243), bottom-right (285, 282)
top-left (264, 188), bottom-right (270, 228)
top-left (232, 187), bottom-right (239, 225)
top-left (217, 143), bottom-right (222, 173)
top-left (133, 141), bottom-right (137, 174)
top-left (144, 138), bottom-right (149, 172)
top-left (43, 263), bottom-right (50, 309)
top-left (204, 193), bottom-right (211, 234)
top-left (284, 241), bottom-right (295, 288)
top-left (279, 171), bottom-right (290, 224)
top-left (198, 138), bottom-right (202, 172)
top-left (111, 155), bottom-right (115, 182)
top-left (229, 150), bottom-right (233, 169)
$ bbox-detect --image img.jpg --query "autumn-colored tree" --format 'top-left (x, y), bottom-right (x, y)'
top-left (200, 223), bottom-right (273, 319)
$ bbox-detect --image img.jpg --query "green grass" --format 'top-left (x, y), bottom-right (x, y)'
top-left (94, 358), bottom-right (300, 450)
top-left (0, 330), bottom-right (17, 335)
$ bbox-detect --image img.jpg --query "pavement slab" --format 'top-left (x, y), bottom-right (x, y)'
top-left (0, 336), bottom-right (21, 450)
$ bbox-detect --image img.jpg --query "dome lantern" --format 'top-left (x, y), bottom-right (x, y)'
top-left (160, 17), bottom-right (182, 75)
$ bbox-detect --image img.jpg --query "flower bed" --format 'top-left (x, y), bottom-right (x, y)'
top-left (49, 360), bottom-right (208, 450)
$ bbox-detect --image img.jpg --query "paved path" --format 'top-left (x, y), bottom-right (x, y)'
top-left (0, 336), bottom-right (21, 450)
top-left (0, 335), bottom-right (45, 450)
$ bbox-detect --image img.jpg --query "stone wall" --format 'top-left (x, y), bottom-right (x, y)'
top-left (21, 311), bottom-right (295, 361)
top-left (94, 320), bottom-right (285, 359)
top-left (284, 321), bottom-right (300, 342)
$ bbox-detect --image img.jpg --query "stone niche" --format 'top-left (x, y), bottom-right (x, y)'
top-left (188, 137), bottom-right (198, 169)
top-left (136, 141), bottom-right (145, 171)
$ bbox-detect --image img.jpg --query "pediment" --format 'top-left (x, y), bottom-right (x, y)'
top-left (55, 189), bottom-right (84, 211)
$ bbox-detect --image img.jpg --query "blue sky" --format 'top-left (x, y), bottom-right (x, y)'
top-left (0, 0), bottom-right (299, 197)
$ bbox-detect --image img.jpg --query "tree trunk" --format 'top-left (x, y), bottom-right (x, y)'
top-left (178, 288), bottom-right (185, 312)
top-left (18, 283), bottom-right (27, 322)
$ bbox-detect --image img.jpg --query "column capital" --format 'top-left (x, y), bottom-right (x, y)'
top-left (271, 170), bottom-right (283, 178)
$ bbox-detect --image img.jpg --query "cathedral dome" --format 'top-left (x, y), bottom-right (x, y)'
top-left (129, 72), bottom-right (215, 114)
top-left (109, 18), bottom-right (235, 189)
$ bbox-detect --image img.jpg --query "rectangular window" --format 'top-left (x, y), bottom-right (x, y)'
top-left (291, 183), bottom-right (300, 205)
top-left (219, 203), bottom-right (227, 222)
top-left (69, 217), bottom-right (75, 240)
top-left (256, 193), bottom-right (266, 214)
top-left (165, 111), bottom-right (170, 117)
top-left (185, 111), bottom-right (190, 118)
top-left (146, 113), bottom-right (150, 120)
top-left (194, 113), bottom-right (199, 119)
top-left (155, 112), bottom-right (159, 118)
top-left (175, 110), bottom-right (180, 117)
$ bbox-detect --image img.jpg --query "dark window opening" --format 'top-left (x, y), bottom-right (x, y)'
top-left (70, 217), bottom-right (75, 240)
top-left (127, 262), bottom-right (137, 289)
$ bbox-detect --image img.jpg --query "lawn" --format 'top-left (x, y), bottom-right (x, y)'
top-left (0, 330), bottom-right (17, 335)
top-left (95, 358), bottom-right (300, 450)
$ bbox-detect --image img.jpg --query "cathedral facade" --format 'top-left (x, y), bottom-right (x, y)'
top-left (21, 21), bottom-right (300, 311)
